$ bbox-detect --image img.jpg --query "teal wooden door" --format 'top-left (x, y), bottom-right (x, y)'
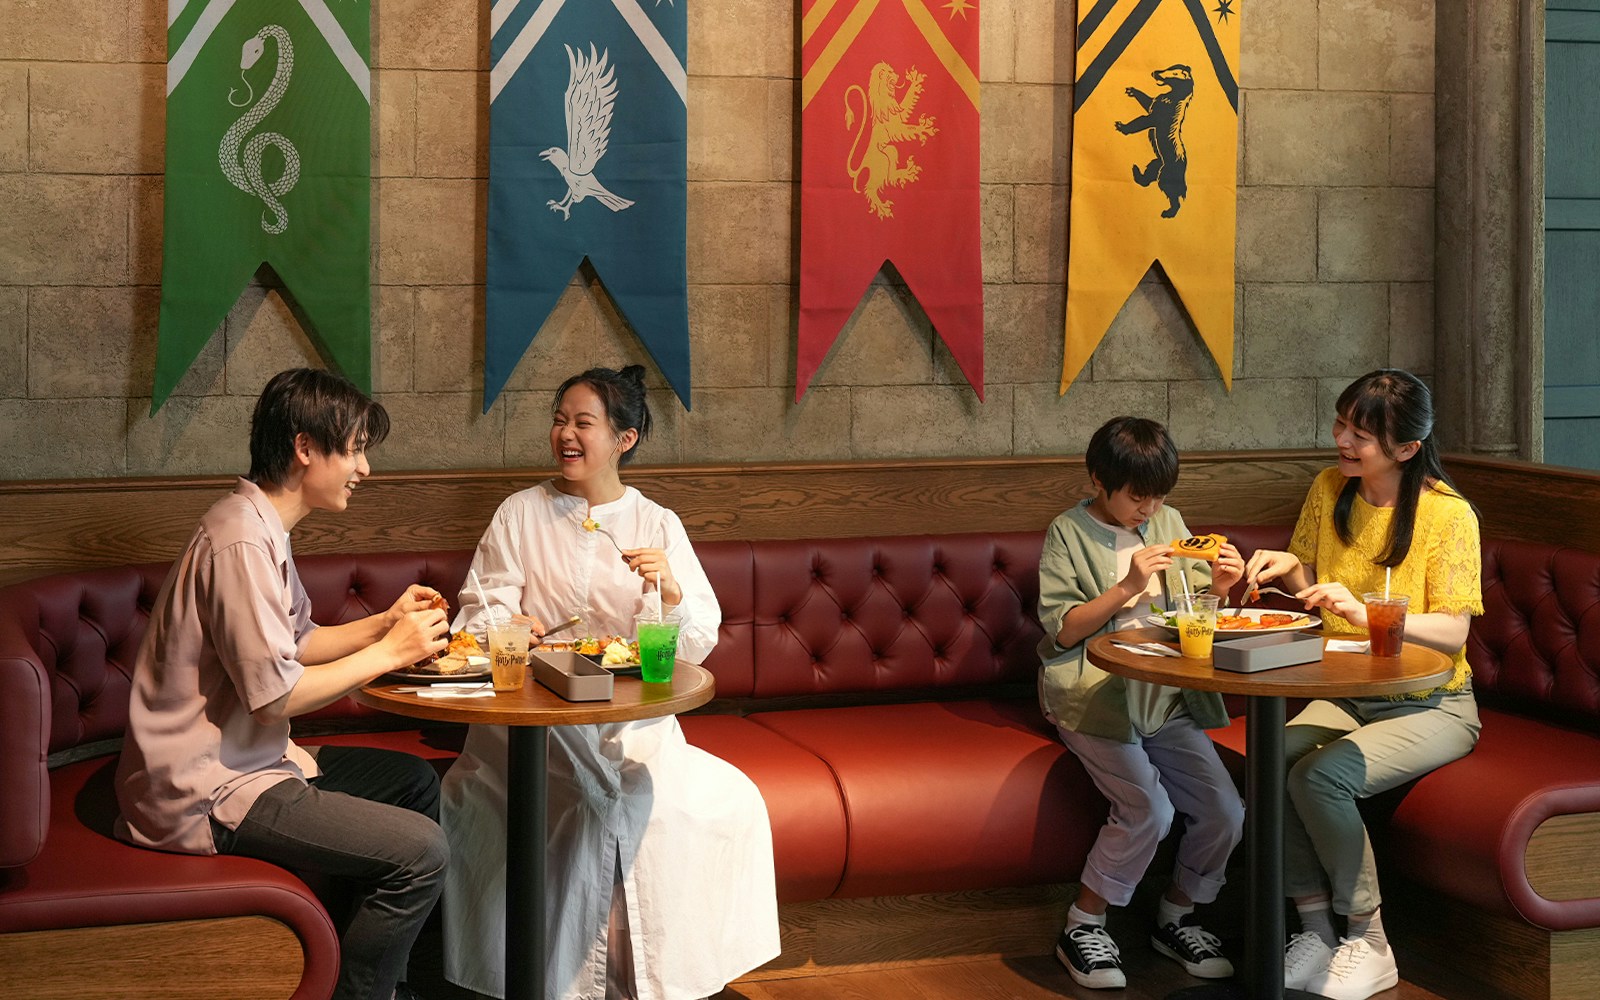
top-left (1546, 3), bottom-right (1600, 469)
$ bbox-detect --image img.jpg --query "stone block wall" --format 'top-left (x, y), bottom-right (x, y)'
top-left (0, 0), bottom-right (1436, 479)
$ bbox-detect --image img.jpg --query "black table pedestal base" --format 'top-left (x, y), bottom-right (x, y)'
top-left (506, 726), bottom-right (549, 1000)
top-left (1166, 695), bottom-right (1304, 1000)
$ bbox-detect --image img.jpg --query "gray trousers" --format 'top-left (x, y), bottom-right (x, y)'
top-left (1059, 714), bottom-right (1245, 908)
top-left (213, 746), bottom-right (450, 1000)
top-left (1283, 688), bottom-right (1480, 915)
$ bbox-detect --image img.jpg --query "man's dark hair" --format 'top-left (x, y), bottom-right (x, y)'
top-left (248, 369), bottom-right (390, 486)
top-left (1083, 416), bottom-right (1179, 498)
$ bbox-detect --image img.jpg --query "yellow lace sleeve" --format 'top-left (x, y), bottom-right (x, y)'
top-left (1287, 469), bottom-right (1335, 567)
top-left (1423, 493), bottom-right (1484, 617)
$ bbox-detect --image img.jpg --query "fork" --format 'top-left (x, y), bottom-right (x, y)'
top-left (582, 518), bottom-right (627, 556)
top-left (1238, 584), bottom-right (1298, 611)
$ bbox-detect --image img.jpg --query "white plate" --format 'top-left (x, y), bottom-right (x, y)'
top-left (1145, 608), bottom-right (1316, 636)
top-left (387, 654), bottom-right (491, 683)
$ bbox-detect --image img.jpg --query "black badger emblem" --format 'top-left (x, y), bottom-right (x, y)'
top-left (1114, 64), bottom-right (1193, 219)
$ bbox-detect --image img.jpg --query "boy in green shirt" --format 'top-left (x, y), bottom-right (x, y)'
top-left (1038, 416), bottom-right (1246, 989)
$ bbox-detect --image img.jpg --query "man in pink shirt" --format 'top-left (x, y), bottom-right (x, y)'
top-left (115, 369), bottom-right (452, 1000)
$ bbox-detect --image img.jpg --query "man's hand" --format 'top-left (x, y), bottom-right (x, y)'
top-left (382, 607), bottom-right (450, 665)
top-left (385, 584), bottom-right (445, 630)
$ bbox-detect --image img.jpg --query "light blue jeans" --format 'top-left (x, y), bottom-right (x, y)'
top-left (1059, 714), bottom-right (1245, 907)
top-left (1283, 687), bottom-right (1480, 915)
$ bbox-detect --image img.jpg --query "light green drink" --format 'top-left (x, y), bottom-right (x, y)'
top-left (636, 619), bottom-right (681, 684)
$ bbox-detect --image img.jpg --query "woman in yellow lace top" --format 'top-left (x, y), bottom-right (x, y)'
top-left (1244, 370), bottom-right (1482, 1000)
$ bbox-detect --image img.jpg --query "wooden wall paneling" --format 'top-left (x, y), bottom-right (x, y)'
top-left (0, 452), bottom-right (1333, 587)
top-left (1445, 456), bottom-right (1600, 552)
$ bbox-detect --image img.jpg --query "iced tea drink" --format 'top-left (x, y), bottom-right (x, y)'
top-left (1363, 593), bottom-right (1410, 657)
top-left (1175, 594), bottom-right (1220, 659)
top-left (487, 620), bottom-right (532, 691)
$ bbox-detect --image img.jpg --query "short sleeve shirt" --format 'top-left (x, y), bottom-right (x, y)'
top-left (1287, 467), bottom-right (1482, 693)
top-left (114, 479), bottom-right (321, 854)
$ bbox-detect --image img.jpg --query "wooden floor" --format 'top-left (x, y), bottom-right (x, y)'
top-left (406, 905), bottom-right (1461, 1000)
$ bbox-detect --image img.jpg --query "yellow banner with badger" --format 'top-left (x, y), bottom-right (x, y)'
top-left (1063, 0), bottom-right (1240, 392)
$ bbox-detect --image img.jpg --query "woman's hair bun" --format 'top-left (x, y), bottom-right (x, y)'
top-left (618, 364), bottom-right (648, 388)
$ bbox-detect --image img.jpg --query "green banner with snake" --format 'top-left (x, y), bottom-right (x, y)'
top-left (153, 0), bottom-right (371, 410)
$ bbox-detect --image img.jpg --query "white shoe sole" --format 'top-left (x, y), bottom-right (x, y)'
top-left (1311, 967), bottom-right (1399, 1000)
top-left (1151, 937), bottom-right (1234, 979)
top-left (1056, 944), bottom-right (1127, 989)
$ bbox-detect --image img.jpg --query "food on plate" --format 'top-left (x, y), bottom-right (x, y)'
top-left (1152, 604), bottom-right (1307, 632)
top-left (446, 631), bottom-right (482, 655)
top-left (411, 629), bottom-right (486, 674)
top-left (570, 634), bottom-right (640, 664)
top-left (1170, 534), bottom-right (1226, 562)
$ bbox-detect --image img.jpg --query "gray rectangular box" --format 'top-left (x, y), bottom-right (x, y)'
top-left (531, 650), bottom-right (615, 701)
top-left (1213, 632), bottom-right (1323, 673)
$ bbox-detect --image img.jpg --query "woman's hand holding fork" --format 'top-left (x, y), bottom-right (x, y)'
top-left (622, 546), bottom-right (681, 607)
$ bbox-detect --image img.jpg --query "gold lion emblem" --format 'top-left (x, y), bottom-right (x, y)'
top-left (844, 62), bottom-right (938, 219)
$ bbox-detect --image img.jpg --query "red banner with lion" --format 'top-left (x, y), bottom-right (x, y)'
top-left (798, 0), bottom-right (983, 401)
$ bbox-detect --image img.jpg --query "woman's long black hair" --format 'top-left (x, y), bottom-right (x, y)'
top-left (1332, 369), bottom-right (1474, 567)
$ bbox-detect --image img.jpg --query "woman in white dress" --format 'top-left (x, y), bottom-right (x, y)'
top-left (441, 365), bottom-right (780, 1000)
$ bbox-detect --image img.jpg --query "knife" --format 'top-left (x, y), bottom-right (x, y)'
top-left (540, 615), bottom-right (584, 638)
top-left (1112, 640), bottom-right (1182, 658)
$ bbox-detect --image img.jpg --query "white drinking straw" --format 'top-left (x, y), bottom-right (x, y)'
top-left (1180, 569), bottom-right (1194, 612)
top-left (1384, 566), bottom-right (1392, 598)
top-left (651, 524), bottom-right (665, 619)
top-left (467, 568), bottom-right (495, 621)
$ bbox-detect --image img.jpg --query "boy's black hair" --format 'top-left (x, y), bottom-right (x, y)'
top-left (553, 365), bottom-right (652, 466)
top-left (1084, 416), bottom-right (1180, 498)
top-left (248, 368), bottom-right (390, 487)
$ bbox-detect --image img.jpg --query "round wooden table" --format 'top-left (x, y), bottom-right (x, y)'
top-left (1086, 629), bottom-right (1454, 1000)
top-left (356, 662), bottom-right (715, 1000)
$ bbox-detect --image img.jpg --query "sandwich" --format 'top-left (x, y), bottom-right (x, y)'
top-left (1171, 534), bottom-right (1226, 562)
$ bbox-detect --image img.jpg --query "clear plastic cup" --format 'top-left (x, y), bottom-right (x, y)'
top-left (1175, 594), bottom-right (1221, 659)
top-left (1363, 593), bottom-right (1410, 657)
top-left (487, 619), bottom-right (532, 691)
top-left (634, 611), bottom-right (681, 684)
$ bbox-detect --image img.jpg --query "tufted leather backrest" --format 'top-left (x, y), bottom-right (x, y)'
top-left (1470, 538), bottom-right (1600, 731)
top-left (743, 533), bottom-right (1045, 698)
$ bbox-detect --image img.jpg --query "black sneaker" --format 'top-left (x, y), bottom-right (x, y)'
top-left (1056, 924), bottom-right (1126, 989)
top-left (1151, 919), bottom-right (1234, 978)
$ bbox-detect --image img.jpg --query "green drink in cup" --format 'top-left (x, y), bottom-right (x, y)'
top-left (635, 611), bottom-right (681, 684)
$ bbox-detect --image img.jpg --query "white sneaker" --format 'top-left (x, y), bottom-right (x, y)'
top-left (1284, 931), bottom-right (1333, 989)
top-left (1307, 936), bottom-right (1399, 1000)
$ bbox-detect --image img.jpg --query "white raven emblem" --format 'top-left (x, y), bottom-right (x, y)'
top-left (541, 43), bottom-right (634, 221)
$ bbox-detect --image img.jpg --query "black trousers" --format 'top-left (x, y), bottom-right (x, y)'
top-left (213, 746), bottom-right (449, 1000)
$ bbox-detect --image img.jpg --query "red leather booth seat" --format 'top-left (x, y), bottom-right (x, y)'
top-left (7, 524), bottom-right (1600, 998)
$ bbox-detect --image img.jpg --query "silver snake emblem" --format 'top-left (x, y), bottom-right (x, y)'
top-left (219, 24), bottom-right (301, 235)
